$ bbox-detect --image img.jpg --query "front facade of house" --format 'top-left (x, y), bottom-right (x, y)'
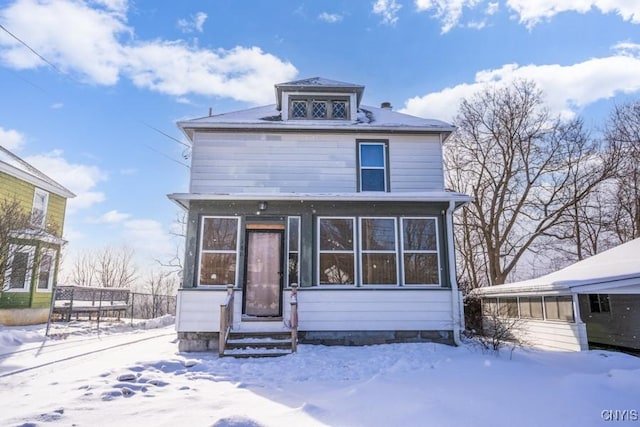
top-left (169, 78), bottom-right (470, 352)
top-left (0, 145), bottom-right (75, 326)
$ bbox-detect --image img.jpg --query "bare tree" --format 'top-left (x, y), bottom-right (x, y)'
top-left (446, 80), bottom-right (617, 289)
top-left (0, 197), bottom-right (55, 291)
top-left (604, 101), bottom-right (640, 243)
top-left (93, 246), bottom-right (138, 289)
top-left (70, 251), bottom-right (95, 287)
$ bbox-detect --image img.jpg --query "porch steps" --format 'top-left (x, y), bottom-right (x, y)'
top-left (222, 331), bottom-right (294, 358)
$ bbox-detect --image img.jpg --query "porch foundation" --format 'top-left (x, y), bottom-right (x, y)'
top-left (177, 332), bottom-right (220, 352)
top-left (299, 330), bottom-right (454, 346)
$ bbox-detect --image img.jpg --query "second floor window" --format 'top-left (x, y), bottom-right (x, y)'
top-left (31, 188), bottom-right (49, 228)
top-left (358, 141), bottom-right (389, 192)
top-left (289, 98), bottom-right (350, 120)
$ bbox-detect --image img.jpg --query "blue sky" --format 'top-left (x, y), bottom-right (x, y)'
top-left (1, 0), bottom-right (640, 279)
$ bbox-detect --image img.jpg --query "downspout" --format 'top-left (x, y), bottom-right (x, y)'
top-left (446, 200), bottom-right (462, 346)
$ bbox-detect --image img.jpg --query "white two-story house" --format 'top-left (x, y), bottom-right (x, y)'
top-left (169, 77), bottom-right (470, 353)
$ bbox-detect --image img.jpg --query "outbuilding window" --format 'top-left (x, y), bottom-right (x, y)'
top-left (544, 296), bottom-right (574, 322)
top-left (588, 294), bottom-right (610, 313)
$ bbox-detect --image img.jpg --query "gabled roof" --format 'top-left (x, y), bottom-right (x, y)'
top-left (178, 104), bottom-right (455, 140)
top-left (274, 77), bottom-right (365, 110)
top-left (474, 238), bottom-right (640, 296)
top-left (0, 145), bottom-right (75, 199)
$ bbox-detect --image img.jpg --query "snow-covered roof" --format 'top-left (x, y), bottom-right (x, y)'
top-left (474, 238), bottom-right (640, 296)
top-left (168, 191), bottom-right (472, 210)
top-left (0, 145), bottom-right (75, 199)
top-left (178, 104), bottom-right (455, 140)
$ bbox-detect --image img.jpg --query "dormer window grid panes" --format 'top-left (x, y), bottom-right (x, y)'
top-left (288, 97), bottom-right (350, 120)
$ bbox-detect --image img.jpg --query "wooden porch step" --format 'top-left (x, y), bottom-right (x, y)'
top-left (222, 331), bottom-right (294, 358)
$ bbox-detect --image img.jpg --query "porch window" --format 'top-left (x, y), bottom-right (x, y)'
top-left (4, 244), bottom-right (35, 291)
top-left (401, 218), bottom-right (440, 285)
top-left (482, 298), bottom-right (498, 316)
top-left (357, 141), bottom-right (388, 192)
top-left (287, 217), bottom-right (300, 286)
top-left (198, 217), bottom-right (240, 286)
top-left (498, 297), bottom-right (519, 318)
top-left (588, 294), bottom-right (610, 313)
top-left (519, 296), bottom-right (543, 319)
top-left (318, 217), bottom-right (355, 285)
top-left (544, 296), bottom-right (574, 322)
top-left (360, 218), bottom-right (398, 285)
top-left (37, 248), bottom-right (57, 291)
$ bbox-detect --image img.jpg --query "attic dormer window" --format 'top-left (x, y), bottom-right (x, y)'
top-left (288, 97), bottom-right (350, 120)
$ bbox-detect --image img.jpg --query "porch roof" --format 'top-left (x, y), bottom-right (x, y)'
top-left (167, 191), bottom-right (472, 210)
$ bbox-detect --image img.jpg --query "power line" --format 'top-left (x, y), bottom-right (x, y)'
top-left (0, 23), bottom-right (66, 76)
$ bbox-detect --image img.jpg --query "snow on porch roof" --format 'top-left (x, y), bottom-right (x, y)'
top-left (473, 238), bottom-right (640, 297)
top-left (167, 191), bottom-right (472, 210)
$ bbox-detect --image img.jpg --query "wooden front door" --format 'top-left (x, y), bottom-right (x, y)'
top-left (243, 230), bottom-right (283, 317)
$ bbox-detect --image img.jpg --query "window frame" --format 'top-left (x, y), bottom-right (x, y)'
top-left (288, 96), bottom-right (351, 120)
top-left (588, 293), bottom-right (611, 313)
top-left (287, 216), bottom-right (301, 287)
top-left (400, 217), bottom-right (441, 286)
top-left (31, 188), bottom-right (49, 228)
top-left (543, 295), bottom-right (575, 322)
top-left (4, 244), bottom-right (35, 292)
top-left (359, 217), bottom-right (399, 286)
top-left (357, 140), bottom-right (390, 192)
top-left (36, 247), bottom-right (57, 292)
top-left (197, 216), bottom-right (241, 287)
top-left (317, 216), bottom-right (357, 286)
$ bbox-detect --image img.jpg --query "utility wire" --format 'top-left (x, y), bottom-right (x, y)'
top-left (0, 23), bottom-right (66, 76)
top-left (0, 22), bottom-right (190, 166)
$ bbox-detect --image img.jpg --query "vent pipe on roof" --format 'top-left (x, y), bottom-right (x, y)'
top-left (380, 102), bottom-right (392, 110)
top-left (208, 107), bottom-right (213, 116)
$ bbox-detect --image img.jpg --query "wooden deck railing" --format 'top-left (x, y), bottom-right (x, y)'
top-left (219, 284), bottom-right (235, 356)
top-left (290, 283), bottom-right (299, 353)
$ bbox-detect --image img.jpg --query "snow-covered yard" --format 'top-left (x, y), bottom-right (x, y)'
top-left (1, 319), bottom-right (638, 427)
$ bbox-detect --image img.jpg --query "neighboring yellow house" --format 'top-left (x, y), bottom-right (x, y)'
top-left (0, 145), bottom-right (75, 325)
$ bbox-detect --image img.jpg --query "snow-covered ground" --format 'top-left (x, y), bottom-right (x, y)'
top-left (1, 319), bottom-right (638, 427)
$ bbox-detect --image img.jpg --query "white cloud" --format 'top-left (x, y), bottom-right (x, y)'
top-left (486, 2), bottom-right (499, 15)
top-left (50, 102), bottom-right (64, 109)
top-left (177, 11), bottom-right (207, 33)
top-left (24, 150), bottom-right (108, 213)
top-left (507, 0), bottom-right (640, 27)
top-left (0, 0), bottom-right (297, 105)
top-left (319, 12), bottom-right (343, 23)
top-left (400, 50), bottom-right (640, 122)
top-left (124, 43), bottom-right (297, 104)
top-left (415, 0), bottom-right (481, 33)
top-left (123, 218), bottom-right (174, 260)
top-left (373, 0), bottom-right (402, 26)
top-left (0, 126), bottom-right (25, 150)
top-left (89, 209), bottom-right (131, 224)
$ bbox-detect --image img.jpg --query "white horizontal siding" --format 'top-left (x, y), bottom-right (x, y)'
top-left (190, 132), bottom-right (445, 194)
top-left (177, 288), bottom-right (454, 333)
top-left (297, 289), bottom-right (453, 331)
top-left (483, 317), bottom-right (588, 352)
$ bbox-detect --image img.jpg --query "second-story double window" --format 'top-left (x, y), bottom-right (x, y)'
top-left (357, 140), bottom-right (389, 192)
